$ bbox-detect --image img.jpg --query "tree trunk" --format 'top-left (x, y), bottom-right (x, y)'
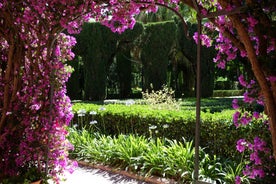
top-left (0, 38), bottom-right (23, 132)
top-left (225, 11), bottom-right (276, 161)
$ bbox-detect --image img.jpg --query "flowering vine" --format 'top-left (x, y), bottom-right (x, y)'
top-left (0, 0), bottom-right (276, 183)
top-left (188, 0), bottom-right (276, 182)
top-left (0, 0), bottom-right (179, 182)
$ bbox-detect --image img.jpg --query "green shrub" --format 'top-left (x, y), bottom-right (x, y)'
top-left (71, 102), bottom-right (270, 159)
top-left (213, 90), bottom-right (244, 97)
top-left (140, 21), bottom-right (176, 91)
top-left (68, 128), bottom-right (246, 183)
top-left (141, 85), bottom-right (180, 110)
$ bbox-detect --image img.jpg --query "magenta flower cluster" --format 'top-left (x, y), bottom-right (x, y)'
top-left (236, 136), bottom-right (270, 179)
top-left (193, 32), bottom-right (212, 48)
top-left (231, 74), bottom-right (272, 181)
top-left (200, 2), bottom-right (275, 70)
top-left (0, 21), bottom-right (78, 183)
top-left (0, 0), bottom-right (180, 182)
top-left (197, 1), bottom-right (275, 183)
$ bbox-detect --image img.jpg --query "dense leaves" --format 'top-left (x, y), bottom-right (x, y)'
top-left (68, 127), bottom-right (249, 183)
top-left (71, 102), bottom-right (270, 159)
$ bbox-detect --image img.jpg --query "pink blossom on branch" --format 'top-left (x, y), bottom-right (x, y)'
top-left (236, 139), bottom-right (247, 153)
top-left (232, 99), bottom-right (239, 109)
top-left (247, 16), bottom-right (258, 28)
top-left (193, 32), bottom-right (212, 47)
top-left (0, 0), bottom-right (181, 182)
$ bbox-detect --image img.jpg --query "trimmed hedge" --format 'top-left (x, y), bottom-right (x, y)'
top-left (140, 21), bottom-right (176, 91)
top-left (176, 21), bottom-right (216, 97)
top-left (212, 90), bottom-right (244, 97)
top-left (71, 103), bottom-right (271, 159)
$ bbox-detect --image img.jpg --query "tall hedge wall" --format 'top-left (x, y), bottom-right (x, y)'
top-left (68, 22), bottom-right (144, 100)
top-left (67, 21), bottom-right (217, 100)
top-left (71, 22), bottom-right (117, 100)
top-left (176, 22), bottom-right (216, 97)
top-left (140, 21), bottom-right (176, 91)
top-left (115, 23), bottom-right (144, 98)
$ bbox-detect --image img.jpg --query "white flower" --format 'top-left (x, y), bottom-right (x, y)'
top-left (77, 109), bottom-right (86, 116)
top-left (90, 120), bottom-right (98, 125)
top-left (89, 111), bottom-right (97, 115)
top-left (163, 124), bottom-right (169, 129)
top-left (149, 125), bottom-right (157, 130)
top-left (99, 106), bottom-right (106, 111)
top-left (73, 124), bottom-right (78, 128)
top-left (77, 113), bottom-right (85, 117)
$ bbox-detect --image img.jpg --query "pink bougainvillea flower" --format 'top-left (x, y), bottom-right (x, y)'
top-left (238, 75), bottom-right (247, 87)
top-left (235, 176), bottom-right (241, 184)
top-left (236, 139), bottom-right (247, 153)
top-left (233, 111), bottom-right (241, 127)
top-left (232, 99), bottom-right (239, 109)
top-left (247, 16), bottom-right (258, 28)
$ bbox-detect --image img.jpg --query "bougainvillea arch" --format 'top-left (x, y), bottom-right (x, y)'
top-left (0, 0), bottom-right (181, 182)
top-left (0, 0), bottom-right (275, 183)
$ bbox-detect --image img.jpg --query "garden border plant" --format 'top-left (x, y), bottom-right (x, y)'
top-left (67, 127), bottom-right (251, 183)
top-left (71, 102), bottom-right (271, 160)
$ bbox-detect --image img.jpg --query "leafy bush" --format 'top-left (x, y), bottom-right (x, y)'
top-left (213, 90), bottom-right (244, 97)
top-left (68, 128), bottom-right (248, 183)
top-left (179, 97), bottom-right (235, 112)
top-left (71, 102), bottom-right (270, 159)
top-left (141, 85), bottom-right (180, 110)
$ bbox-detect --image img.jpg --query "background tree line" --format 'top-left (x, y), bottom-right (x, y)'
top-left (67, 8), bottom-right (243, 101)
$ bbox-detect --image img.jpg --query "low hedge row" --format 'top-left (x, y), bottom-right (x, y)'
top-left (71, 103), bottom-right (271, 159)
top-left (212, 90), bottom-right (244, 97)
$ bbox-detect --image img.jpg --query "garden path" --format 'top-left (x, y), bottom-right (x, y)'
top-left (61, 166), bottom-right (150, 184)
top-left (58, 165), bottom-right (177, 184)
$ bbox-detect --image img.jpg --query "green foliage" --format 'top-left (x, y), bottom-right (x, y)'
top-left (214, 59), bottom-right (244, 90)
top-left (175, 21), bottom-right (216, 97)
top-left (212, 90), bottom-right (244, 97)
top-left (107, 22), bottom-right (144, 98)
top-left (69, 22), bottom-right (144, 100)
top-left (68, 20), bottom-right (219, 99)
top-left (73, 22), bottom-right (118, 100)
top-left (135, 7), bottom-right (176, 23)
top-left (220, 160), bottom-right (250, 184)
top-left (179, 97), bottom-right (236, 112)
top-left (71, 101), bottom-right (270, 159)
top-left (140, 21), bottom-right (176, 91)
top-left (115, 51), bottom-right (133, 98)
top-left (66, 56), bottom-right (83, 100)
top-left (141, 85), bottom-right (180, 110)
top-left (68, 128), bottom-right (244, 183)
